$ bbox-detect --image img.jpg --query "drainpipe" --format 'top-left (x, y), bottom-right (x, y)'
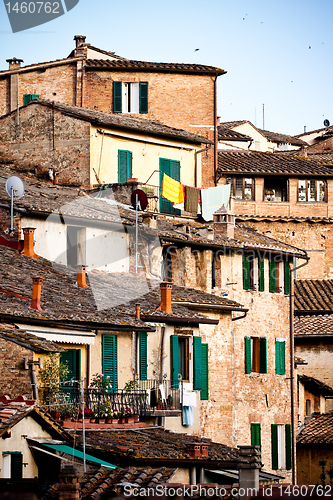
top-left (195, 144), bottom-right (212, 188)
top-left (289, 256), bottom-right (309, 485)
top-left (214, 75), bottom-right (218, 186)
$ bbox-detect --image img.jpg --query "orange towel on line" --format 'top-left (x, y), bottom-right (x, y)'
top-left (161, 173), bottom-right (184, 204)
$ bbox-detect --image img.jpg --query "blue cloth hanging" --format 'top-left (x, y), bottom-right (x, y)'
top-left (182, 406), bottom-right (194, 426)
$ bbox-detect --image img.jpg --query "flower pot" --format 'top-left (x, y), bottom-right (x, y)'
top-left (50, 410), bottom-right (61, 420)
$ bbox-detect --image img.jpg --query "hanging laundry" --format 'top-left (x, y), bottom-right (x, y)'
top-left (182, 406), bottom-right (194, 426)
top-left (161, 174), bottom-right (184, 204)
top-left (185, 185), bottom-right (199, 214)
top-left (201, 184), bottom-right (231, 222)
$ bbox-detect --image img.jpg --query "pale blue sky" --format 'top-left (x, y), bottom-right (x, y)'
top-left (0, 0), bottom-right (332, 136)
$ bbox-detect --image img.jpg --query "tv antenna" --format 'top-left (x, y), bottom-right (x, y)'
top-left (5, 176), bottom-right (25, 232)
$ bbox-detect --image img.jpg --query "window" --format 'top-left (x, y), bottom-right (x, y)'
top-left (67, 226), bottom-right (86, 268)
top-left (139, 332), bottom-right (148, 381)
top-left (2, 452), bottom-right (22, 479)
top-left (23, 94), bottom-right (40, 105)
top-left (245, 336), bottom-right (267, 374)
top-left (271, 424), bottom-right (292, 470)
top-left (264, 178), bottom-right (288, 202)
top-left (160, 158), bottom-right (181, 215)
top-left (305, 399), bottom-right (312, 417)
top-left (170, 335), bottom-right (208, 399)
top-left (251, 423), bottom-right (261, 451)
top-left (113, 81), bottom-right (148, 114)
top-left (227, 177), bottom-right (254, 200)
top-left (275, 339), bottom-right (286, 375)
top-left (243, 254), bottom-right (265, 291)
top-left (102, 335), bottom-right (117, 391)
top-left (298, 179), bottom-right (327, 202)
top-left (60, 349), bottom-right (81, 388)
top-left (269, 258), bottom-right (290, 294)
top-left (118, 150), bottom-right (133, 183)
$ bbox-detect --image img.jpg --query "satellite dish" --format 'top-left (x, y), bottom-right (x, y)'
top-left (6, 176), bottom-right (25, 199)
top-left (131, 189), bottom-right (148, 211)
top-left (324, 119), bottom-right (330, 127)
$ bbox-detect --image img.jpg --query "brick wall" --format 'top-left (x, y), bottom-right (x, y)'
top-left (0, 104), bottom-right (91, 186)
top-left (0, 338), bottom-right (33, 398)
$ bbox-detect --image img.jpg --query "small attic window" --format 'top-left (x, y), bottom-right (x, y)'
top-left (23, 94), bottom-right (40, 105)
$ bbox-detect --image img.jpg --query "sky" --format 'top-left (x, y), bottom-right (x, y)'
top-left (0, 0), bottom-right (332, 136)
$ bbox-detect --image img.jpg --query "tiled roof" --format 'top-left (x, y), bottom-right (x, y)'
top-left (256, 128), bottom-right (306, 146)
top-left (85, 58), bottom-right (226, 75)
top-left (217, 151), bottom-right (333, 177)
top-left (10, 99), bottom-right (210, 146)
top-left (295, 314), bottom-right (333, 337)
top-left (0, 57), bottom-right (81, 76)
top-left (75, 428), bottom-right (240, 465)
top-left (220, 120), bottom-right (250, 129)
top-left (295, 125), bottom-right (333, 138)
top-left (0, 404), bottom-right (69, 439)
top-left (218, 126), bottom-right (252, 142)
top-left (0, 322), bottom-right (63, 353)
top-left (236, 214), bottom-right (333, 223)
top-left (297, 413), bottom-right (333, 444)
top-left (298, 375), bottom-right (333, 396)
top-left (294, 280), bottom-right (333, 314)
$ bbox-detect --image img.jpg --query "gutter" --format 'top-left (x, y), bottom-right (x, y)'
top-left (171, 301), bottom-right (248, 314)
top-left (195, 144), bottom-right (212, 187)
top-left (140, 314), bottom-right (218, 326)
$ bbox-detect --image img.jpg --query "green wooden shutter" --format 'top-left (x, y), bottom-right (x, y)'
top-left (139, 82), bottom-right (148, 113)
top-left (118, 150), bottom-right (132, 183)
top-left (32, 94), bottom-right (40, 100)
top-left (243, 254), bottom-right (251, 290)
top-left (285, 424), bottom-right (292, 470)
top-left (170, 335), bottom-right (179, 389)
top-left (271, 424), bottom-right (278, 470)
top-left (284, 261), bottom-right (291, 295)
top-left (113, 81), bottom-right (122, 113)
top-left (258, 257), bottom-right (265, 292)
top-left (276, 340), bottom-right (286, 375)
top-left (139, 332), bottom-right (148, 381)
top-left (11, 453), bottom-right (23, 480)
top-left (259, 337), bottom-right (267, 374)
top-left (251, 423), bottom-right (261, 449)
top-left (193, 336), bottom-right (202, 390)
top-left (102, 335), bottom-right (118, 391)
top-left (245, 336), bottom-right (252, 374)
top-left (269, 258), bottom-right (276, 293)
top-left (159, 158), bottom-right (181, 215)
top-left (23, 94), bottom-right (32, 105)
top-left (200, 343), bottom-right (209, 400)
top-left (60, 350), bottom-right (77, 382)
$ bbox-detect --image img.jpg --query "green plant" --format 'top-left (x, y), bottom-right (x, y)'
top-left (124, 379), bottom-right (139, 392)
top-left (89, 373), bottom-right (113, 392)
top-left (38, 353), bottom-right (69, 392)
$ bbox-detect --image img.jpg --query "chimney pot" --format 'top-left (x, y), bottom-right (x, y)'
top-left (30, 276), bottom-right (43, 311)
top-left (22, 227), bottom-right (38, 258)
top-left (74, 35), bottom-right (86, 47)
top-left (213, 205), bottom-right (235, 239)
top-left (135, 303), bottom-right (141, 319)
top-left (159, 282), bottom-right (173, 315)
top-left (76, 265), bottom-right (88, 288)
top-left (6, 57), bottom-right (24, 70)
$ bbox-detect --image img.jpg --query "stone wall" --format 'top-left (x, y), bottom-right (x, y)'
top-left (0, 338), bottom-right (33, 398)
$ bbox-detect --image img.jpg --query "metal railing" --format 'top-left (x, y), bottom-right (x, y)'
top-left (140, 184), bottom-right (159, 212)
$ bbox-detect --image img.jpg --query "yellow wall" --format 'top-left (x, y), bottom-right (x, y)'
top-left (90, 126), bottom-right (201, 188)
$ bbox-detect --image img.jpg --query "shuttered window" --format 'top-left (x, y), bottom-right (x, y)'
top-left (251, 423), bottom-right (261, 450)
top-left (3, 452), bottom-right (23, 480)
top-left (170, 335), bottom-right (179, 389)
top-left (284, 261), bottom-right (291, 295)
top-left (118, 150), bottom-right (132, 183)
top-left (269, 258), bottom-right (277, 293)
top-left (113, 81), bottom-right (148, 113)
top-left (139, 332), bottom-right (148, 381)
top-left (245, 336), bottom-right (267, 374)
top-left (193, 336), bottom-right (202, 390)
top-left (159, 158), bottom-right (181, 215)
top-left (200, 343), bottom-right (209, 400)
top-left (102, 335), bottom-right (118, 391)
top-left (113, 81), bottom-right (122, 113)
top-left (60, 349), bottom-right (81, 387)
top-left (275, 339), bottom-right (286, 375)
top-left (258, 257), bottom-right (265, 291)
top-left (243, 254), bottom-right (251, 290)
top-left (139, 82), bottom-right (148, 113)
top-left (271, 424), bottom-right (292, 470)
top-left (23, 94), bottom-right (40, 105)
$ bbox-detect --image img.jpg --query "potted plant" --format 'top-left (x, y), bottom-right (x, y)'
top-left (38, 353), bottom-right (69, 420)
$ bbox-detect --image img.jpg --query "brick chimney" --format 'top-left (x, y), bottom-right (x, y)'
top-left (159, 282), bottom-right (173, 315)
top-left (30, 277), bottom-right (43, 311)
top-left (213, 205), bottom-right (235, 239)
top-left (74, 35), bottom-right (86, 47)
top-left (76, 265), bottom-right (88, 288)
top-left (22, 228), bottom-right (38, 258)
top-left (6, 58), bottom-right (24, 70)
top-left (58, 464), bottom-right (81, 500)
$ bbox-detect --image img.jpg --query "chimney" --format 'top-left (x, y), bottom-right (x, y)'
top-left (135, 303), bottom-right (140, 319)
top-left (6, 57), bottom-right (24, 70)
top-left (22, 228), bottom-right (38, 258)
top-left (159, 282), bottom-right (173, 315)
top-left (30, 277), bottom-right (43, 311)
top-left (74, 35), bottom-right (86, 48)
top-left (76, 265), bottom-right (88, 288)
top-left (58, 464), bottom-right (81, 500)
top-left (213, 205), bottom-right (235, 239)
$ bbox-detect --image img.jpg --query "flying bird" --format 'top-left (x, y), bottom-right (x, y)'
top-left (194, 48), bottom-right (200, 52)
top-left (309, 45), bottom-right (311, 49)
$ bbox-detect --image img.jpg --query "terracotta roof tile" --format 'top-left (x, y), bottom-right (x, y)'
top-left (298, 375), bottom-right (333, 396)
top-left (217, 150), bottom-right (333, 177)
top-left (297, 412), bottom-right (333, 444)
top-left (294, 280), bottom-right (333, 314)
top-left (295, 314), bottom-right (333, 336)
top-left (256, 128), bottom-right (306, 146)
top-left (218, 126), bottom-right (251, 141)
top-left (0, 322), bottom-right (64, 352)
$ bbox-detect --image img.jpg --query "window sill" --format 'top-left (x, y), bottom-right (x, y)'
top-left (296, 201), bottom-right (327, 204)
